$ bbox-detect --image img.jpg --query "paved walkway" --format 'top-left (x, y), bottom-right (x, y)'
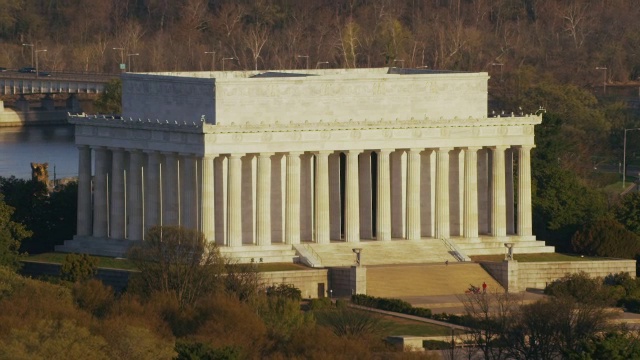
top-left (397, 289), bottom-right (640, 326)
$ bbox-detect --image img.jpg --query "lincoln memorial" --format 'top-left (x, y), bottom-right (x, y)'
top-left (57, 68), bottom-right (554, 265)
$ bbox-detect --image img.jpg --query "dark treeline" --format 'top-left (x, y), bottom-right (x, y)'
top-left (0, 0), bottom-right (639, 86)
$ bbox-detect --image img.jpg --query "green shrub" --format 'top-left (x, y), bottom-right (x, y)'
top-left (423, 340), bottom-right (451, 350)
top-left (335, 299), bottom-right (348, 308)
top-left (60, 253), bottom-right (98, 283)
top-left (351, 294), bottom-right (432, 319)
top-left (309, 297), bottom-right (332, 310)
top-left (619, 297), bottom-right (640, 313)
top-left (544, 272), bottom-right (617, 306)
top-left (266, 283), bottom-right (302, 301)
top-left (175, 341), bottom-right (242, 360)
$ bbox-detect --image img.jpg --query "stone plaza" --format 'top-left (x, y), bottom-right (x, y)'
top-left (57, 67), bottom-right (555, 264)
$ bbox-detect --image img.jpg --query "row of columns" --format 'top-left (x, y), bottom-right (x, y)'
top-left (77, 145), bottom-right (534, 246)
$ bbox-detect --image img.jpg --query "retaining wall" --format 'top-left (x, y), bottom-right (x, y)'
top-left (481, 259), bottom-right (636, 292)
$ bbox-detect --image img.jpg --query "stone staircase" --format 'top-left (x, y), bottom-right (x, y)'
top-left (452, 236), bottom-right (555, 257)
top-left (366, 262), bottom-right (503, 298)
top-left (302, 239), bottom-right (459, 267)
top-left (219, 244), bottom-right (299, 264)
top-left (56, 236), bottom-right (134, 257)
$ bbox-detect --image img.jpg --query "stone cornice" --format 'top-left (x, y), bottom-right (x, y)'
top-left (68, 113), bottom-right (205, 133)
top-left (203, 115), bottom-right (542, 134)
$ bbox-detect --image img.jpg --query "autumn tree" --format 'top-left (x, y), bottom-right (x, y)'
top-left (126, 225), bottom-right (226, 308)
top-left (0, 194), bottom-right (30, 269)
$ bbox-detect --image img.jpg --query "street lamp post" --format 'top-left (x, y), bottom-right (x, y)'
top-left (22, 43), bottom-right (34, 67)
top-left (623, 127), bottom-right (640, 189)
top-left (127, 53), bottom-right (139, 72)
top-left (205, 51), bottom-right (216, 71)
top-left (222, 57), bottom-right (236, 71)
top-left (35, 49), bottom-right (47, 78)
top-left (296, 55), bottom-right (309, 69)
top-left (596, 67), bottom-right (607, 95)
top-left (113, 47), bottom-right (125, 71)
top-left (316, 61), bottom-right (329, 69)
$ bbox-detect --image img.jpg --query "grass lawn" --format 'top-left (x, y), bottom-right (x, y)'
top-left (25, 253), bottom-right (311, 272)
top-left (602, 180), bottom-right (636, 195)
top-left (470, 253), bottom-right (604, 263)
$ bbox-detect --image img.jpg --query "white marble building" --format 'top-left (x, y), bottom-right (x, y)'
top-left (58, 68), bottom-right (553, 263)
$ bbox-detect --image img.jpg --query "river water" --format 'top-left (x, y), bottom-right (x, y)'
top-left (0, 125), bottom-right (77, 179)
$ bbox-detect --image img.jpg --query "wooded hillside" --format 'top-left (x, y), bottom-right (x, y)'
top-left (0, 0), bottom-right (638, 86)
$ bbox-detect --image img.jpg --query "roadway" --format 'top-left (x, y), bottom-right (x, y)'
top-left (0, 68), bottom-right (119, 95)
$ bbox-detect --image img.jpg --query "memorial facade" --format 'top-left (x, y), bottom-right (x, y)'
top-left (62, 68), bottom-right (543, 260)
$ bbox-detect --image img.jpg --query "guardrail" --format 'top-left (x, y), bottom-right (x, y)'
top-left (440, 238), bottom-right (471, 262)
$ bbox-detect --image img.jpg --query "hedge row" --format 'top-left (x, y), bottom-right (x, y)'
top-left (351, 294), bottom-right (432, 318)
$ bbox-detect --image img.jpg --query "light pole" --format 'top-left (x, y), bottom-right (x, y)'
top-left (297, 55), bottom-right (309, 69)
top-left (623, 127), bottom-right (640, 189)
top-left (596, 66), bottom-right (607, 95)
top-left (127, 53), bottom-right (139, 72)
top-left (222, 57), bottom-right (236, 71)
top-left (35, 49), bottom-right (47, 78)
top-left (316, 61), bottom-right (329, 69)
top-left (113, 47), bottom-right (125, 71)
top-left (491, 62), bottom-right (504, 81)
top-left (22, 43), bottom-right (34, 67)
top-left (205, 51), bottom-right (216, 71)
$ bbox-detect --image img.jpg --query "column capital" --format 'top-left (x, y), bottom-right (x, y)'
top-left (259, 152), bottom-right (275, 157)
top-left (204, 153), bottom-right (219, 159)
top-left (313, 150), bottom-right (333, 156)
top-left (437, 147), bottom-right (454, 152)
top-left (287, 151), bottom-right (304, 156)
top-left (377, 148), bottom-right (394, 155)
top-left (408, 148), bottom-right (423, 153)
top-left (462, 146), bottom-right (483, 151)
top-left (517, 144), bottom-right (535, 150)
top-left (229, 153), bottom-right (245, 159)
top-left (345, 149), bottom-right (363, 155)
top-left (489, 145), bottom-right (509, 151)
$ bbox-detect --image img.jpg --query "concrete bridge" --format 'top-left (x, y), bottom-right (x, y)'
top-left (0, 70), bottom-right (118, 95)
top-left (0, 70), bottom-right (119, 126)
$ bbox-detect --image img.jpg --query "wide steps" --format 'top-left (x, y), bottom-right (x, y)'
top-left (220, 245), bottom-right (298, 264)
top-left (455, 239), bottom-right (555, 256)
top-left (366, 262), bottom-right (503, 298)
top-left (306, 240), bottom-right (458, 267)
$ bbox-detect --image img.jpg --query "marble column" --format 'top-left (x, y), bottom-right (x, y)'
top-left (491, 146), bottom-right (508, 237)
top-left (144, 151), bottom-right (161, 231)
top-left (376, 149), bottom-right (392, 241)
top-left (256, 153), bottom-right (273, 246)
top-left (435, 147), bottom-right (452, 239)
top-left (345, 150), bottom-right (361, 243)
top-left (93, 147), bottom-right (108, 237)
top-left (358, 151), bottom-right (373, 239)
top-left (181, 155), bottom-right (198, 230)
top-left (76, 145), bottom-right (92, 236)
top-left (505, 148), bottom-right (515, 234)
top-left (128, 150), bottom-right (144, 241)
top-left (463, 147), bottom-right (481, 239)
top-left (406, 148), bottom-right (422, 240)
top-left (314, 151), bottom-right (331, 244)
top-left (202, 155), bottom-right (216, 242)
top-left (228, 153), bottom-right (244, 247)
top-left (328, 154), bottom-right (342, 240)
top-left (517, 145), bottom-right (534, 237)
top-left (285, 152), bottom-right (302, 245)
top-left (163, 153), bottom-right (179, 225)
top-left (110, 148), bottom-right (125, 239)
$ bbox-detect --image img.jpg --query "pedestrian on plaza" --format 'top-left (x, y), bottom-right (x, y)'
top-left (482, 281), bottom-right (487, 293)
